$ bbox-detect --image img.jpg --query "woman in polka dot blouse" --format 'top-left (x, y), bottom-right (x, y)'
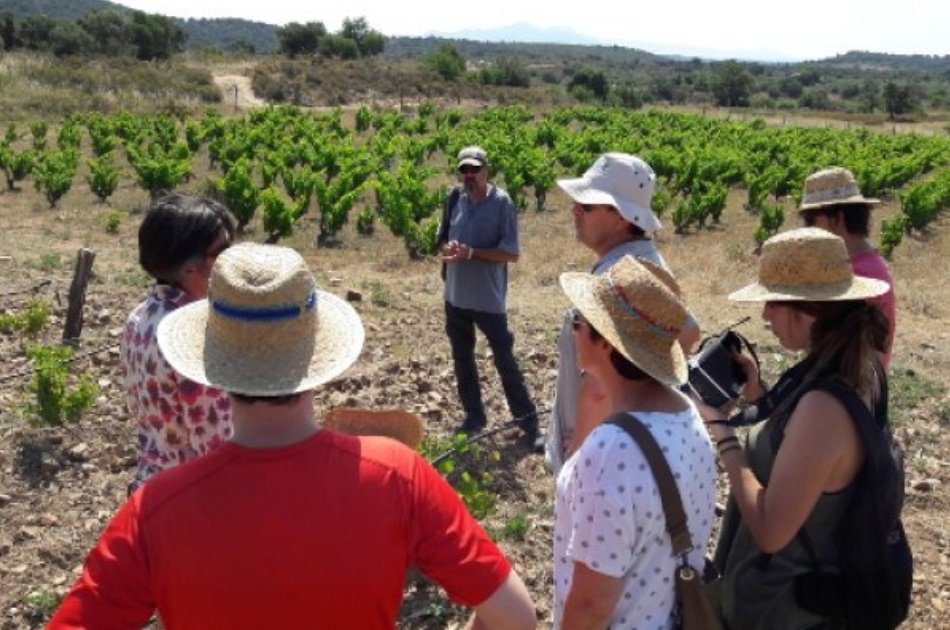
top-left (553, 256), bottom-right (716, 628)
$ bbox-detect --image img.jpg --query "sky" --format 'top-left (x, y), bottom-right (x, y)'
top-left (115, 0), bottom-right (949, 62)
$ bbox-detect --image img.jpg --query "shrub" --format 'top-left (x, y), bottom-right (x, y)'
top-left (103, 209), bottom-right (123, 234)
top-left (25, 344), bottom-right (99, 427)
top-left (87, 153), bottom-right (121, 202)
top-left (0, 299), bottom-right (50, 336)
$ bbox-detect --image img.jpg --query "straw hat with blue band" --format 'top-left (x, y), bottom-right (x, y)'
top-left (559, 255), bottom-right (689, 387)
top-left (157, 243), bottom-right (364, 396)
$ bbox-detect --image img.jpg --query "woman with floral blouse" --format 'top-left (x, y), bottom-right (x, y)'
top-left (122, 194), bottom-right (235, 492)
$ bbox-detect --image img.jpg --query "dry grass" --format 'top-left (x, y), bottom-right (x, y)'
top-left (1, 67), bottom-right (948, 626)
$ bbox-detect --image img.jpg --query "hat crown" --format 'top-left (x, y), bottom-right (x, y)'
top-left (210, 243), bottom-right (314, 314)
top-left (457, 145), bottom-right (488, 166)
top-left (584, 152), bottom-right (656, 209)
top-left (759, 227), bottom-right (853, 290)
top-left (598, 256), bottom-right (688, 339)
top-left (799, 167), bottom-right (877, 209)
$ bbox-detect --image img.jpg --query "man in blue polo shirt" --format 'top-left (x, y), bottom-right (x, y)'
top-left (437, 146), bottom-right (540, 450)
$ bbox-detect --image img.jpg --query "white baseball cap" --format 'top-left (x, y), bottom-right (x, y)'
top-left (557, 153), bottom-right (661, 233)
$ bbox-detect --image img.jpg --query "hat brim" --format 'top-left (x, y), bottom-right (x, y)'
top-left (157, 290), bottom-right (364, 396)
top-left (557, 177), bottom-right (662, 233)
top-left (559, 272), bottom-right (687, 387)
top-left (798, 195), bottom-right (881, 211)
top-left (728, 276), bottom-right (890, 303)
top-left (458, 158), bottom-right (485, 167)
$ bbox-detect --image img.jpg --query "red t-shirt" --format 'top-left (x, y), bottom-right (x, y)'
top-left (49, 430), bottom-right (510, 629)
top-left (852, 250), bottom-right (896, 370)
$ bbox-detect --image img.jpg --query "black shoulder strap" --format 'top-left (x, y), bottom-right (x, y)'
top-left (607, 412), bottom-right (693, 556)
top-left (437, 186), bottom-right (462, 244)
top-left (794, 364), bottom-right (894, 567)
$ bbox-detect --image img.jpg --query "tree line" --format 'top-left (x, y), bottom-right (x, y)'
top-left (0, 10), bottom-right (184, 60)
top-left (0, 11), bottom-right (385, 62)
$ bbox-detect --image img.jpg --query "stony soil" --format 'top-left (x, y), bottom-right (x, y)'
top-left (1, 148), bottom-right (948, 628)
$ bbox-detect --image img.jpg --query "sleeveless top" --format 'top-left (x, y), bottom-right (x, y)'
top-left (717, 412), bottom-right (855, 630)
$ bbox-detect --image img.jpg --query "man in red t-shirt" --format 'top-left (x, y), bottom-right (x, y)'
top-left (798, 167), bottom-right (897, 369)
top-left (50, 244), bottom-right (536, 630)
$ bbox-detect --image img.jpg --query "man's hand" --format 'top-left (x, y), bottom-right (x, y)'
top-left (441, 240), bottom-right (473, 263)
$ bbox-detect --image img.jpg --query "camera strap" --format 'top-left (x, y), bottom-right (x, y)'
top-left (728, 359), bottom-right (814, 427)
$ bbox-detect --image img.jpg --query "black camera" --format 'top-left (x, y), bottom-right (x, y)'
top-left (685, 331), bottom-right (748, 408)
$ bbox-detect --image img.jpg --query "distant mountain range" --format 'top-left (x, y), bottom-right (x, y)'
top-left (429, 22), bottom-right (794, 62)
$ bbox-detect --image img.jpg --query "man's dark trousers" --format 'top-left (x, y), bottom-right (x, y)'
top-left (444, 302), bottom-right (537, 433)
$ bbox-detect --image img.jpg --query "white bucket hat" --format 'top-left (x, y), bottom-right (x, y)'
top-left (557, 153), bottom-right (661, 233)
top-left (157, 243), bottom-right (364, 396)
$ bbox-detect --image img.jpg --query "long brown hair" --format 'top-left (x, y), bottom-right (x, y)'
top-left (781, 300), bottom-right (888, 394)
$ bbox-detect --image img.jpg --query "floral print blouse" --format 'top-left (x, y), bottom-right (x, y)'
top-left (122, 284), bottom-right (232, 492)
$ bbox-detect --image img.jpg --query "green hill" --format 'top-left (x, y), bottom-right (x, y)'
top-left (0, 0), bottom-right (279, 52)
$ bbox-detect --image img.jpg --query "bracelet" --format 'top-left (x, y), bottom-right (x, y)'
top-left (719, 444), bottom-right (741, 457)
top-left (705, 419), bottom-right (732, 427)
top-left (466, 246), bottom-right (474, 260)
top-left (716, 436), bottom-right (739, 449)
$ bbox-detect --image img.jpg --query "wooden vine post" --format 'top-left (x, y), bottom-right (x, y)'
top-left (62, 248), bottom-right (96, 346)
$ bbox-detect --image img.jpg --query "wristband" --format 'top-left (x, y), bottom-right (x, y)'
top-left (719, 444), bottom-right (741, 457)
top-left (705, 419), bottom-right (732, 427)
top-left (466, 246), bottom-right (474, 260)
top-left (716, 435), bottom-right (739, 449)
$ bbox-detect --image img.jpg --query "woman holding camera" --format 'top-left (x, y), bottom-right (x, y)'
top-left (698, 227), bottom-right (891, 629)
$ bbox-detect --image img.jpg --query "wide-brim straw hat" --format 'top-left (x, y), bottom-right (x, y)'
top-left (323, 408), bottom-right (424, 449)
top-left (158, 243), bottom-right (364, 396)
top-left (560, 255), bottom-right (688, 387)
top-left (557, 153), bottom-right (662, 233)
top-left (798, 167), bottom-right (880, 211)
top-left (729, 227), bottom-right (890, 303)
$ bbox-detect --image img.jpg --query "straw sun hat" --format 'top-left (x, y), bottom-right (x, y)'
top-left (560, 255), bottom-right (689, 387)
top-left (798, 167), bottom-right (880, 211)
top-left (157, 243), bottom-right (364, 396)
top-left (729, 227), bottom-right (889, 303)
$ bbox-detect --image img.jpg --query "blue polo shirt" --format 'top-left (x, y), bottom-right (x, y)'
top-left (442, 185), bottom-right (519, 314)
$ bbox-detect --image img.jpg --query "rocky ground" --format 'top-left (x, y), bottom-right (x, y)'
top-left (1, 172), bottom-right (948, 628)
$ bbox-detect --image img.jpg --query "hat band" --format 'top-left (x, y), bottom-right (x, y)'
top-left (804, 184), bottom-right (859, 203)
top-left (212, 290), bottom-right (317, 322)
top-left (605, 272), bottom-right (678, 340)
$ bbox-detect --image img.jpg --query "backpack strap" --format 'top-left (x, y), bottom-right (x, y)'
top-left (790, 364), bottom-right (889, 568)
top-left (436, 185), bottom-right (462, 245)
top-left (607, 412), bottom-right (693, 556)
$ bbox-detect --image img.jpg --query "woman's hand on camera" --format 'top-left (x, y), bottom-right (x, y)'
top-left (733, 351), bottom-right (765, 403)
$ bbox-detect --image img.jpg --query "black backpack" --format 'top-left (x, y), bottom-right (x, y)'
top-left (774, 373), bottom-right (913, 629)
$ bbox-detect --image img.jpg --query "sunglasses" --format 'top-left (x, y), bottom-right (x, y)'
top-left (578, 203), bottom-right (613, 213)
top-left (570, 308), bottom-right (585, 331)
top-left (458, 165), bottom-right (483, 175)
top-left (799, 211), bottom-right (818, 227)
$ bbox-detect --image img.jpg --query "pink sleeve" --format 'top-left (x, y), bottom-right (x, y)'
top-left (408, 457), bottom-right (511, 607)
top-left (851, 253), bottom-right (896, 368)
top-left (48, 497), bottom-right (155, 629)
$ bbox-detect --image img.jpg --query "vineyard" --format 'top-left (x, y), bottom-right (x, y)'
top-left (2, 101), bottom-right (950, 628)
top-left (2, 104), bottom-right (950, 256)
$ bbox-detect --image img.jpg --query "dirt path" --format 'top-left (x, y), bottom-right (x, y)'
top-left (212, 74), bottom-right (266, 110)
